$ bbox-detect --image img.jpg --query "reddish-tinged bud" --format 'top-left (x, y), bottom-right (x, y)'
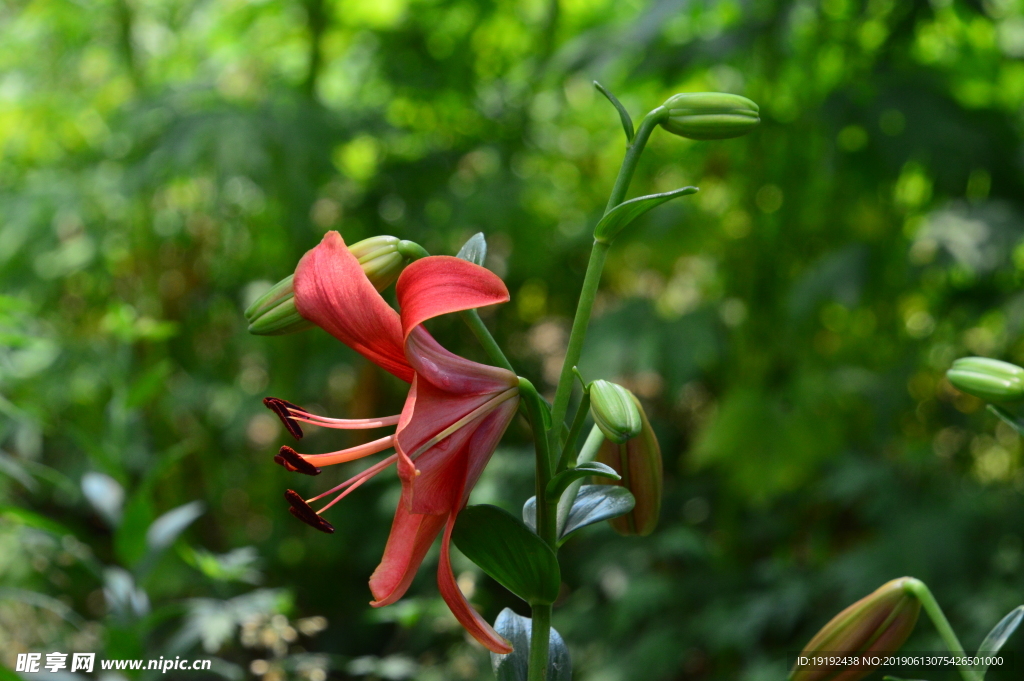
top-left (275, 446), bottom-right (321, 476)
top-left (790, 577), bottom-right (922, 681)
top-left (595, 392), bottom-right (662, 536)
top-left (284, 490), bottom-right (335, 534)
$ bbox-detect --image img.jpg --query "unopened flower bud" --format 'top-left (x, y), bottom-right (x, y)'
top-left (246, 235), bottom-right (414, 336)
top-left (245, 275), bottom-right (315, 336)
top-left (595, 392), bottom-right (662, 536)
top-left (660, 92), bottom-right (760, 140)
top-left (946, 357), bottom-right (1024, 403)
top-left (789, 577), bottom-right (921, 681)
top-left (348, 235), bottom-right (407, 292)
top-left (589, 380), bottom-right (642, 444)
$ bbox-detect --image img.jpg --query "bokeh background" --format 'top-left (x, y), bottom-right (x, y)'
top-left (4, 0), bottom-right (1024, 679)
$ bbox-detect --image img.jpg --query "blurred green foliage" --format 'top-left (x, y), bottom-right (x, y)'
top-left (4, 0), bottom-right (1024, 679)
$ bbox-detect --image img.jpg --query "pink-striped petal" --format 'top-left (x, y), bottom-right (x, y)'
top-left (395, 256), bottom-right (509, 338)
top-left (368, 503), bottom-right (447, 607)
top-left (438, 512), bottom-right (513, 653)
top-left (293, 231), bottom-right (413, 382)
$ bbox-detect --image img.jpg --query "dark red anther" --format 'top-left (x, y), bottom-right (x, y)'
top-left (263, 397), bottom-right (303, 440)
top-left (284, 489), bottom-right (335, 534)
top-left (275, 446), bottom-right (321, 476)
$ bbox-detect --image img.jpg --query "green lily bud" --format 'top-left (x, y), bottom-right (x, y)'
top-left (946, 357), bottom-right (1024, 403)
top-left (595, 392), bottom-right (662, 536)
top-left (244, 275), bottom-right (315, 336)
top-left (348, 235), bottom-right (407, 292)
top-left (589, 380), bottom-right (642, 444)
top-left (246, 235), bottom-right (413, 336)
top-left (789, 578), bottom-right (921, 681)
top-left (659, 92), bottom-right (760, 140)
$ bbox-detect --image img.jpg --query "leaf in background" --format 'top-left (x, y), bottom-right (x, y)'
top-left (456, 232), bottom-right (487, 266)
top-left (168, 589), bottom-right (291, 654)
top-left (545, 461), bottom-right (620, 500)
top-left (560, 485), bottom-right (635, 540)
top-left (975, 605), bottom-right (1024, 676)
top-left (104, 567), bottom-right (151, 619)
top-left (0, 505), bottom-right (76, 537)
top-left (126, 359), bottom-right (173, 409)
top-left (593, 187), bottom-right (699, 244)
top-left (147, 500), bottom-right (205, 552)
top-left (81, 472), bottom-right (125, 527)
top-left (0, 451), bottom-right (36, 491)
top-left (181, 545), bottom-right (263, 584)
top-left (452, 505), bottom-right (560, 605)
top-left (490, 608), bottom-right (571, 681)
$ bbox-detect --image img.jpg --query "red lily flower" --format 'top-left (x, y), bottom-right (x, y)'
top-left (266, 231), bottom-right (518, 653)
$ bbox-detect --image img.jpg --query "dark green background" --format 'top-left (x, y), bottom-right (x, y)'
top-left (3, 0), bottom-right (1024, 679)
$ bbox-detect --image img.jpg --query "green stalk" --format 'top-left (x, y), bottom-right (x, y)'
top-left (548, 109), bottom-right (665, 445)
top-left (905, 579), bottom-right (981, 681)
top-left (460, 309), bottom-right (514, 372)
top-left (528, 602), bottom-right (552, 681)
top-left (519, 377), bottom-right (556, 681)
top-left (555, 391), bottom-right (591, 472)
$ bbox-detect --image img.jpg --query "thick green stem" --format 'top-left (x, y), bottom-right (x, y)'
top-left (460, 309), bottom-right (514, 372)
top-left (555, 391), bottom-right (590, 472)
top-left (906, 579), bottom-right (980, 681)
top-left (548, 110), bottom-right (665, 444)
top-left (528, 602), bottom-right (552, 681)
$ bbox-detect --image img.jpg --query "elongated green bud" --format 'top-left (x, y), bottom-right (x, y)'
top-left (595, 392), bottom-right (662, 536)
top-left (244, 275), bottom-right (314, 336)
top-left (246, 235), bottom-right (414, 336)
top-left (946, 357), bottom-right (1024, 403)
top-left (660, 92), bottom-right (760, 140)
top-left (789, 578), bottom-right (921, 681)
top-left (348, 235), bottom-right (407, 292)
top-left (589, 380), bottom-right (642, 444)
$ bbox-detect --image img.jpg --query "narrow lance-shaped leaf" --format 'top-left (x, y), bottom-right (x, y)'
top-left (975, 605), bottom-right (1024, 677)
top-left (523, 485), bottom-right (636, 545)
top-left (452, 505), bottom-right (560, 605)
top-left (594, 187), bottom-right (699, 244)
top-left (545, 462), bottom-right (620, 501)
top-left (490, 608), bottom-right (572, 681)
top-left (456, 232), bottom-right (487, 266)
top-left (594, 81), bottom-right (634, 143)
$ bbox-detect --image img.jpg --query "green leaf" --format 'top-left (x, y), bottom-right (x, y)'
top-left (452, 505), bottom-right (560, 605)
top-left (0, 661), bottom-right (21, 681)
top-left (456, 232), bottom-right (487, 266)
top-left (594, 81), bottom-right (634, 143)
top-left (523, 485), bottom-right (636, 544)
top-left (490, 608), bottom-right (572, 681)
top-left (975, 605), bottom-right (1024, 677)
top-left (561, 485), bottom-right (636, 539)
top-left (593, 186), bottom-right (699, 244)
top-left (0, 504), bottom-right (75, 537)
top-left (987, 405), bottom-right (1024, 436)
top-left (545, 462), bottom-right (620, 501)
top-left (146, 500), bottom-right (205, 552)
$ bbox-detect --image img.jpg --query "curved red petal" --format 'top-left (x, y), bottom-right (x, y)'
top-left (395, 256), bottom-right (509, 338)
top-left (294, 231), bottom-right (413, 382)
top-left (368, 502), bottom-right (446, 607)
top-left (438, 512), bottom-right (513, 654)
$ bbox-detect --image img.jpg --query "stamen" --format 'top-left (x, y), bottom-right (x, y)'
top-left (284, 489), bottom-right (335, 534)
top-left (306, 454), bottom-right (398, 504)
top-left (264, 397), bottom-right (303, 440)
top-left (300, 434), bottom-right (396, 466)
top-left (274, 446), bottom-right (322, 476)
top-left (408, 388), bottom-right (519, 460)
top-left (289, 413), bottom-right (401, 430)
